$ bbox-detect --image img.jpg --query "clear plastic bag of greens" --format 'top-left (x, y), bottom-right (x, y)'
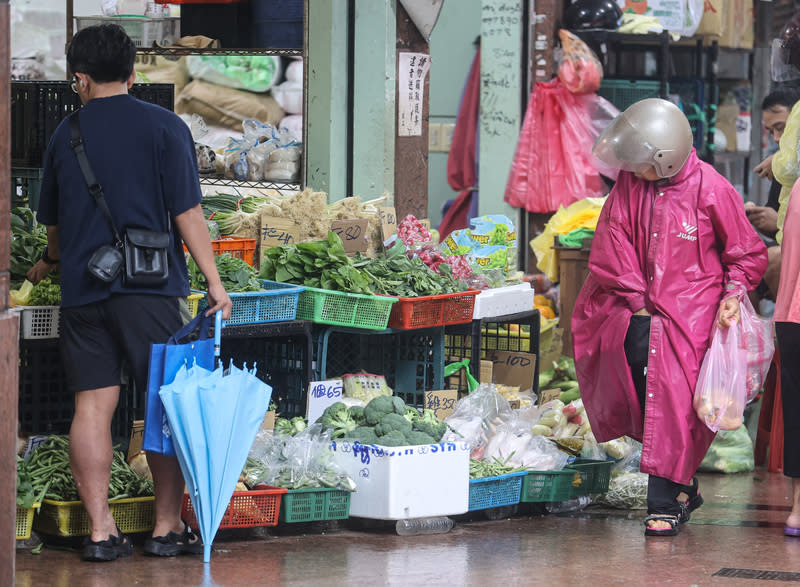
top-left (245, 424), bottom-right (355, 491)
top-left (442, 383), bottom-right (515, 459)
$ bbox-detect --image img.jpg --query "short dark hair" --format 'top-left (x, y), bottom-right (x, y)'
top-left (67, 24), bottom-right (136, 83)
top-left (762, 87), bottom-right (800, 111)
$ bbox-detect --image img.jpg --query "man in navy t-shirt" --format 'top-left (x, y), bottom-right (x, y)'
top-left (27, 24), bottom-right (232, 562)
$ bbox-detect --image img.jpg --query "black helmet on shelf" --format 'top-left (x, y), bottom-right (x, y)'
top-left (563, 0), bottom-right (622, 31)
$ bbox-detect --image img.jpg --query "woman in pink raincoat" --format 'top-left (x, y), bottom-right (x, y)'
top-left (572, 99), bottom-right (767, 536)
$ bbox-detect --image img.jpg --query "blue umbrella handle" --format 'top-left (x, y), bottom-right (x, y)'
top-left (214, 310), bottom-right (223, 357)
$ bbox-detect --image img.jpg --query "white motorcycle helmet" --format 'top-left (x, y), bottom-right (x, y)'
top-left (593, 98), bottom-right (693, 179)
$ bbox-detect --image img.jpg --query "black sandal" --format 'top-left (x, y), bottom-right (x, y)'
top-left (82, 527), bottom-right (133, 562)
top-left (644, 514), bottom-right (680, 536)
top-left (143, 521), bottom-right (203, 557)
top-left (677, 477), bottom-right (704, 523)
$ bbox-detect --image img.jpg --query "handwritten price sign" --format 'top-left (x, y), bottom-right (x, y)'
top-left (306, 379), bottom-right (343, 423)
top-left (424, 389), bottom-right (458, 420)
top-left (330, 219), bottom-right (369, 255)
top-left (260, 216), bottom-right (298, 251)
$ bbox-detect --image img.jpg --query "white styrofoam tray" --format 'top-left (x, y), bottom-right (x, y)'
top-left (472, 283), bottom-right (535, 319)
top-left (331, 440), bottom-right (470, 520)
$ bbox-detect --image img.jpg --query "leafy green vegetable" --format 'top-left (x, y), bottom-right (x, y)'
top-left (260, 232), bottom-right (373, 294)
top-left (16, 456), bottom-right (37, 508)
top-left (28, 280), bottom-right (61, 306)
top-left (25, 436), bottom-right (153, 501)
top-left (188, 253), bottom-right (261, 292)
top-left (355, 245), bottom-right (466, 297)
top-left (10, 208), bottom-right (53, 288)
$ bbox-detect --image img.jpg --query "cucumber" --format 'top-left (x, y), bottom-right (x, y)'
top-left (559, 388), bottom-right (581, 404)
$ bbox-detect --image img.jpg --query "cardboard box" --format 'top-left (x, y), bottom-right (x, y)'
top-left (127, 420), bottom-right (145, 462)
top-left (616, 0), bottom-right (690, 35)
top-left (331, 440), bottom-right (470, 519)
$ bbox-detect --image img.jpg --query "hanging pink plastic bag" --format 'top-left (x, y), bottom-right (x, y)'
top-left (739, 296), bottom-right (775, 402)
top-left (557, 29), bottom-right (603, 95)
top-left (504, 79), bottom-right (619, 213)
top-left (693, 320), bottom-right (748, 432)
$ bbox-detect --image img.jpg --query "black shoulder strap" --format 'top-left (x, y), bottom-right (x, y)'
top-left (69, 111), bottom-right (123, 244)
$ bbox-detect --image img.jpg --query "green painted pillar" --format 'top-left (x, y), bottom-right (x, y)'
top-left (306, 0), bottom-right (350, 200)
top-left (351, 0), bottom-right (396, 199)
top-left (478, 0), bottom-right (522, 219)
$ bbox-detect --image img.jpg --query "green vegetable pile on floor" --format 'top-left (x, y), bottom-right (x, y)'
top-left (188, 252), bottom-right (261, 292)
top-left (699, 425), bottom-right (755, 473)
top-left (25, 436), bottom-right (154, 502)
top-left (316, 396), bottom-right (447, 447)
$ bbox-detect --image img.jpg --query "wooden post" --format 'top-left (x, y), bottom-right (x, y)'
top-left (394, 1), bottom-right (430, 220)
top-left (0, 0), bottom-right (21, 581)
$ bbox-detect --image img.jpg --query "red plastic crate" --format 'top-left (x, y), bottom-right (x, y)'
top-left (386, 290), bottom-right (479, 330)
top-left (181, 485), bottom-right (287, 530)
top-left (184, 237), bottom-right (257, 266)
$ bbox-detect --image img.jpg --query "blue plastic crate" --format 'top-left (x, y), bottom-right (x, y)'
top-left (197, 280), bottom-right (304, 325)
top-left (468, 471), bottom-right (527, 511)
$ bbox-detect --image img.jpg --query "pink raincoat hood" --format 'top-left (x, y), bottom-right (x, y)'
top-left (572, 150), bottom-right (767, 484)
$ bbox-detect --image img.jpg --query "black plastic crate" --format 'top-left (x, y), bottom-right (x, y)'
top-left (11, 82), bottom-right (175, 168)
top-left (313, 326), bottom-right (444, 408)
top-left (18, 339), bottom-right (139, 442)
top-left (443, 321), bottom-right (474, 392)
top-left (11, 167), bottom-right (44, 209)
top-left (221, 321), bottom-right (313, 418)
top-left (444, 310), bottom-right (541, 396)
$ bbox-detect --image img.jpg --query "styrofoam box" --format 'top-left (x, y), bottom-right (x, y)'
top-left (472, 283), bottom-right (535, 319)
top-left (331, 440), bottom-right (470, 520)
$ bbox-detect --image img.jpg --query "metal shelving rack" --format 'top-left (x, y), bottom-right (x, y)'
top-left (66, 0), bottom-right (308, 191)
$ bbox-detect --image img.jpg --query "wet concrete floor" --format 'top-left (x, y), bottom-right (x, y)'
top-left (15, 468), bottom-right (800, 586)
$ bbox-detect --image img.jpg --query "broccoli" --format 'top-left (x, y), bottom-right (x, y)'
top-left (376, 430), bottom-right (407, 447)
top-left (405, 430), bottom-right (437, 446)
top-left (348, 405), bottom-right (366, 425)
top-left (364, 395), bottom-right (397, 425)
top-left (412, 409), bottom-right (446, 441)
top-left (345, 426), bottom-right (380, 445)
top-left (375, 413), bottom-right (413, 437)
top-left (391, 396), bottom-right (406, 415)
top-left (318, 402), bottom-right (357, 439)
top-left (289, 416), bottom-right (307, 435)
top-left (404, 405), bottom-right (419, 423)
top-left (274, 417), bottom-right (294, 436)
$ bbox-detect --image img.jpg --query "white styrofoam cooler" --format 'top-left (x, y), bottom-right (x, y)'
top-left (331, 440), bottom-right (470, 520)
top-left (472, 283), bottom-right (535, 319)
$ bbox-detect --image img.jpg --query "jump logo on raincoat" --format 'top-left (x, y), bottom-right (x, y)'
top-left (678, 221), bottom-right (698, 242)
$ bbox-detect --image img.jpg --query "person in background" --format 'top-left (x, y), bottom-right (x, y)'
top-left (768, 10), bottom-right (800, 538)
top-left (26, 24), bottom-right (232, 561)
top-left (572, 98), bottom-right (767, 537)
top-left (747, 87), bottom-right (800, 303)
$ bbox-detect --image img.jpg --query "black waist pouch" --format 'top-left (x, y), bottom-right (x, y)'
top-left (123, 227), bottom-right (169, 287)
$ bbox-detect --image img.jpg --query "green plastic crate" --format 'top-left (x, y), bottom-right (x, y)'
top-left (278, 487), bottom-right (352, 523)
top-left (520, 469), bottom-right (580, 503)
top-left (597, 79), bottom-right (661, 112)
top-left (296, 287), bottom-right (397, 330)
top-left (567, 458), bottom-right (614, 496)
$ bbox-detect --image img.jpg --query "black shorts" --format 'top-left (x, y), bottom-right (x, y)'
top-left (60, 294), bottom-right (183, 394)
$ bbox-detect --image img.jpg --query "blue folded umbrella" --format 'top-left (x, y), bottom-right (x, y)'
top-left (159, 358), bottom-right (271, 563)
